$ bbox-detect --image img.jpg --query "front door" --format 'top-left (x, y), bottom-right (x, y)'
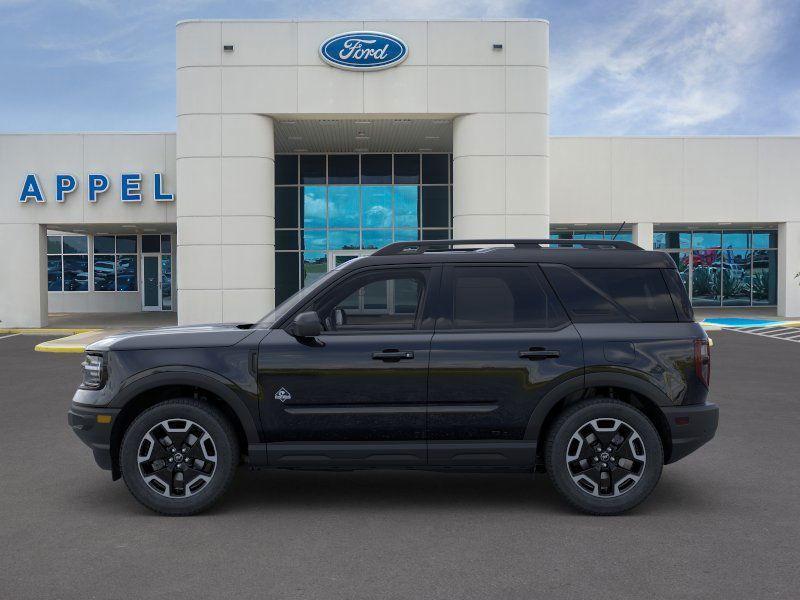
top-left (141, 255), bottom-right (161, 311)
top-left (427, 264), bottom-right (584, 467)
top-left (258, 264), bottom-right (440, 467)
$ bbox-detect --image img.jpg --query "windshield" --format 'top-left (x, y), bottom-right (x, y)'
top-left (255, 265), bottom-right (343, 328)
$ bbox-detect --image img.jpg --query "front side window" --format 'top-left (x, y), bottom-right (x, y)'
top-left (312, 270), bottom-right (428, 332)
top-left (448, 266), bottom-right (567, 330)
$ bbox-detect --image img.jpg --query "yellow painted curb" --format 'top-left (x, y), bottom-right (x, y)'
top-left (34, 330), bottom-right (110, 353)
top-left (33, 343), bottom-right (87, 353)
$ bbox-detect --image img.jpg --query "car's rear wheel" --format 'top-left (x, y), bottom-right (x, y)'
top-left (545, 399), bottom-right (663, 515)
top-left (120, 399), bottom-right (239, 516)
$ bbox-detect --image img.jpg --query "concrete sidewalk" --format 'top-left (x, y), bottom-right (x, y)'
top-left (20, 312), bottom-right (178, 353)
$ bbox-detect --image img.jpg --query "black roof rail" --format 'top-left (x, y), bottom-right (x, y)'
top-left (372, 238), bottom-right (641, 256)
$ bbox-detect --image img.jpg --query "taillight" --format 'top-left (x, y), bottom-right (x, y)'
top-left (694, 338), bottom-right (711, 387)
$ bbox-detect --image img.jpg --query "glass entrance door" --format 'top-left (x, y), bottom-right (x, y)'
top-left (142, 255), bottom-right (161, 311)
top-left (328, 250), bottom-right (367, 271)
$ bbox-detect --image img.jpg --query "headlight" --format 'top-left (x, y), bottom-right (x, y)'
top-left (80, 353), bottom-right (106, 390)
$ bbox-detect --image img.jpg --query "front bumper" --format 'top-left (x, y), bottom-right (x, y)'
top-left (68, 403), bottom-right (120, 471)
top-left (662, 402), bottom-right (719, 464)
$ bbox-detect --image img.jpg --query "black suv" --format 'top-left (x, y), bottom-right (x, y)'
top-left (68, 239), bottom-right (718, 515)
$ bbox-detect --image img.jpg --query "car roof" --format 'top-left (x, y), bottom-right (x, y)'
top-left (341, 240), bottom-right (677, 270)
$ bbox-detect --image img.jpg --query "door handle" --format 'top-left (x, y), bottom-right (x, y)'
top-left (372, 349), bottom-right (415, 362)
top-left (519, 348), bottom-right (560, 360)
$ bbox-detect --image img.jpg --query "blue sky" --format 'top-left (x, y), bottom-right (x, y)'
top-left (1, 0), bottom-right (798, 135)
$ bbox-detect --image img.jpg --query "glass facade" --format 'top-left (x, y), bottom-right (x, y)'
top-left (47, 235), bottom-right (89, 292)
top-left (93, 235), bottom-right (138, 292)
top-left (654, 229), bottom-right (778, 307)
top-left (550, 228), bottom-right (633, 242)
top-left (275, 153), bottom-right (453, 303)
top-left (46, 233), bottom-right (174, 309)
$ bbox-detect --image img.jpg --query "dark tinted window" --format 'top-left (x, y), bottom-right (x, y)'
top-left (662, 268), bottom-right (694, 321)
top-left (300, 155), bottom-right (326, 184)
top-left (541, 264), bottom-right (627, 323)
top-left (275, 155), bottom-right (298, 185)
top-left (116, 235), bottom-right (137, 254)
top-left (449, 266), bottom-right (567, 329)
top-left (94, 235), bottom-right (114, 253)
top-left (361, 154), bottom-right (392, 184)
top-left (314, 270), bottom-right (428, 331)
top-left (576, 268), bottom-right (677, 322)
top-left (394, 154), bottom-right (420, 184)
top-left (328, 155), bottom-right (358, 184)
top-left (421, 186), bottom-right (449, 228)
top-left (141, 234), bottom-right (160, 253)
top-left (421, 154), bottom-right (448, 184)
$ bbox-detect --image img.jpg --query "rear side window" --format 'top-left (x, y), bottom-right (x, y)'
top-left (541, 264), bottom-right (628, 323)
top-left (541, 265), bottom-right (678, 323)
top-left (577, 268), bottom-right (677, 322)
top-left (662, 268), bottom-right (694, 322)
top-left (448, 266), bottom-right (567, 329)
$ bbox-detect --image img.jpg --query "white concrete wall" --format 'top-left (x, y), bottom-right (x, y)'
top-left (176, 19), bottom-right (550, 322)
top-left (177, 114), bottom-right (275, 324)
top-left (0, 133), bottom-right (176, 326)
top-left (48, 291), bottom-right (142, 313)
top-left (550, 137), bottom-right (800, 225)
top-left (0, 224), bottom-right (46, 327)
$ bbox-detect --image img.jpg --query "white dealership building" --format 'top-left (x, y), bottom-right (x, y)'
top-left (1, 18), bottom-right (799, 327)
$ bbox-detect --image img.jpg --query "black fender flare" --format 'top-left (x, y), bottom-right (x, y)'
top-left (523, 372), bottom-right (670, 442)
top-left (111, 367), bottom-right (261, 443)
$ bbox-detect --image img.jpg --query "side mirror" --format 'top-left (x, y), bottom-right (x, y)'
top-left (289, 311), bottom-right (322, 338)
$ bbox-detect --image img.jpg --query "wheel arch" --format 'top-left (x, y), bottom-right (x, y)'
top-left (108, 370), bottom-right (260, 480)
top-left (526, 373), bottom-right (673, 465)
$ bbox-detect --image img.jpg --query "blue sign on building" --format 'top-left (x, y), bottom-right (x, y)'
top-left (319, 31), bottom-right (408, 71)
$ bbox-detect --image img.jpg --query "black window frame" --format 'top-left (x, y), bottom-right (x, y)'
top-left (436, 263), bottom-right (570, 332)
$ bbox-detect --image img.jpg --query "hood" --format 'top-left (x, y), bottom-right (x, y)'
top-left (85, 323), bottom-right (259, 352)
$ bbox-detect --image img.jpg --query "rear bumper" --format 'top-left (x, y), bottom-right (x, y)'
top-left (68, 404), bottom-right (120, 471)
top-left (662, 402), bottom-right (719, 464)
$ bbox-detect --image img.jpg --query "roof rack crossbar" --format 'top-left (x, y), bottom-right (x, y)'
top-left (372, 238), bottom-right (641, 256)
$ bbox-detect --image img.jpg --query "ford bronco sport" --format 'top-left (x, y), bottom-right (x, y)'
top-left (68, 239), bottom-right (718, 515)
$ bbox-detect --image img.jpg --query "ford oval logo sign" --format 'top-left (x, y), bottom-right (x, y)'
top-left (319, 31), bottom-right (408, 71)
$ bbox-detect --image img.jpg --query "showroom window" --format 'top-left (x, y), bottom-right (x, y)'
top-left (274, 153), bottom-right (454, 303)
top-left (93, 235), bottom-right (138, 292)
top-left (654, 229), bottom-right (777, 307)
top-left (550, 228), bottom-right (633, 242)
top-left (47, 235), bottom-right (89, 292)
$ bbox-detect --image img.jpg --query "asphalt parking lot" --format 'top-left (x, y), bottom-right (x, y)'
top-left (0, 330), bottom-right (798, 599)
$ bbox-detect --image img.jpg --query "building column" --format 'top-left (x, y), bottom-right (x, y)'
top-left (452, 113), bottom-right (549, 239)
top-left (778, 222), bottom-right (800, 318)
top-left (0, 224), bottom-right (47, 327)
top-left (632, 222), bottom-right (653, 250)
top-left (177, 114), bottom-right (275, 325)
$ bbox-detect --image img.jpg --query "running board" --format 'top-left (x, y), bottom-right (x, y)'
top-left (247, 440), bottom-right (536, 469)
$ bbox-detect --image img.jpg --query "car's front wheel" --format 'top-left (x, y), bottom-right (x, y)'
top-left (545, 399), bottom-right (663, 515)
top-left (120, 399), bottom-right (239, 516)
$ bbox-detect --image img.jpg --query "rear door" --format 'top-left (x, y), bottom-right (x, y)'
top-left (427, 264), bottom-right (584, 467)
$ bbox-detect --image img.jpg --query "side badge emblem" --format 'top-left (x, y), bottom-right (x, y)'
top-left (274, 387), bottom-right (292, 403)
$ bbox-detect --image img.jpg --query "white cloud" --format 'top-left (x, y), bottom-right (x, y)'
top-left (551, 0), bottom-right (791, 133)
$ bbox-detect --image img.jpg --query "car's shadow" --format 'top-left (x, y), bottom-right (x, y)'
top-left (70, 467), bottom-right (715, 518)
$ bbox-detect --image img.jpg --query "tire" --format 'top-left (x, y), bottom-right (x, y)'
top-left (120, 399), bottom-right (239, 516)
top-left (545, 398), bottom-right (663, 515)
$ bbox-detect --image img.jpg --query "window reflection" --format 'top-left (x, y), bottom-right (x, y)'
top-left (328, 186), bottom-right (359, 228)
top-left (362, 186), bottom-right (392, 228)
top-left (302, 186), bottom-right (326, 228)
top-left (653, 228), bottom-right (777, 307)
